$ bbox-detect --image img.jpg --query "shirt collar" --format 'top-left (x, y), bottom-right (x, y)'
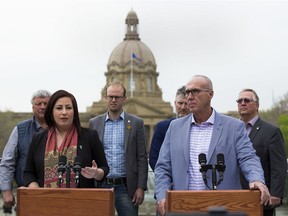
top-left (105, 110), bottom-right (125, 121)
top-left (191, 108), bottom-right (215, 125)
top-left (33, 116), bottom-right (43, 131)
top-left (247, 115), bottom-right (259, 127)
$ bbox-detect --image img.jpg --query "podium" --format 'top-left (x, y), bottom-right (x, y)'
top-left (17, 187), bottom-right (115, 216)
top-left (166, 190), bottom-right (263, 216)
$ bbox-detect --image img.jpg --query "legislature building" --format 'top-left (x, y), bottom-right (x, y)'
top-left (83, 10), bottom-right (174, 152)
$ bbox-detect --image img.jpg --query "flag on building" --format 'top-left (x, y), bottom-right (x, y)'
top-left (132, 53), bottom-right (142, 61)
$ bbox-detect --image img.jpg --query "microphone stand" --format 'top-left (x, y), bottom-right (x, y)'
top-left (57, 177), bottom-right (63, 188)
top-left (199, 154), bottom-right (225, 190)
top-left (211, 165), bottom-right (217, 190)
top-left (200, 164), bottom-right (225, 190)
top-left (216, 164), bottom-right (225, 186)
top-left (66, 163), bottom-right (71, 188)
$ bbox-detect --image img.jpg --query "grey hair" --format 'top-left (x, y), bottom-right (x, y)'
top-left (239, 88), bottom-right (259, 105)
top-left (31, 89), bottom-right (51, 105)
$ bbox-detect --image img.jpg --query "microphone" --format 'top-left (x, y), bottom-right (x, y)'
top-left (73, 156), bottom-right (82, 187)
top-left (57, 155), bottom-right (67, 187)
top-left (217, 153), bottom-right (225, 167)
top-left (58, 155), bottom-right (67, 179)
top-left (198, 153), bottom-right (208, 185)
top-left (198, 153), bottom-right (207, 166)
top-left (216, 153), bottom-right (225, 186)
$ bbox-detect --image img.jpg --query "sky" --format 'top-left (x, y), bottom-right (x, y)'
top-left (1, 0), bottom-right (288, 113)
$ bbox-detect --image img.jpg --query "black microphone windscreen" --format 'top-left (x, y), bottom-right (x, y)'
top-left (59, 155), bottom-right (67, 165)
top-left (198, 153), bottom-right (207, 165)
top-left (74, 156), bottom-right (82, 166)
top-left (217, 153), bottom-right (225, 165)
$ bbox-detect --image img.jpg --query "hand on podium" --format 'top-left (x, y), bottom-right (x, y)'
top-left (156, 199), bottom-right (166, 216)
top-left (249, 180), bottom-right (270, 205)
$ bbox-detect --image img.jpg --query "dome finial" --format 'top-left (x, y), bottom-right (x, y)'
top-left (124, 10), bottom-right (140, 41)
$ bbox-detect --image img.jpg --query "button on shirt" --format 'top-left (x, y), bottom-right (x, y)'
top-left (188, 110), bottom-right (215, 190)
top-left (245, 115), bottom-right (258, 135)
top-left (103, 113), bottom-right (126, 178)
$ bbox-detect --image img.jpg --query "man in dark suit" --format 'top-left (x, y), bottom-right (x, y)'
top-left (149, 85), bottom-right (189, 171)
top-left (237, 88), bottom-right (287, 216)
top-left (89, 81), bottom-right (148, 216)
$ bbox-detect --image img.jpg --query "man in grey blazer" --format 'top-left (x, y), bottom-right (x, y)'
top-left (237, 88), bottom-right (287, 216)
top-left (89, 81), bottom-right (148, 216)
top-left (154, 75), bottom-right (271, 216)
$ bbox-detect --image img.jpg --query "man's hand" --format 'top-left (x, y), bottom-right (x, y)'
top-left (2, 190), bottom-right (15, 209)
top-left (249, 181), bottom-right (270, 205)
top-left (156, 199), bottom-right (166, 216)
top-left (132, 188), bottom-right (144, 206)
top-left (269, 196), bottom-right (281, 207)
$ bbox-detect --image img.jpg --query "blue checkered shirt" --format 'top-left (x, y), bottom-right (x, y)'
top-left (103, 113), bottom-right (126, 178)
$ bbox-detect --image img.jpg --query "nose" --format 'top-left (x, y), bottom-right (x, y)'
top-left (40, 103), bottom-right (47, 108)
top-left (181, 103), bottom-right (187, 109)
top-left (62, 108), bottom-right (67, 114)
top-left (239, 100), bottom-right (246, 105)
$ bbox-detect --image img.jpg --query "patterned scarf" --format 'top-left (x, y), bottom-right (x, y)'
top-left (44, 126), bottom-right (78, 188)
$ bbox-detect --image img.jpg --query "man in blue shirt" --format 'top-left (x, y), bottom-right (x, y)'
top-left (89, 82), bottom-right (148, 216)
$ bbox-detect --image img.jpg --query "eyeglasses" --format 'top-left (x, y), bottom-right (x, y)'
top-left (106, 95), bottom-right (125, 101)
top-left (34, 102), bottom-right (48, 106)
top-left (185, 88), bottom-right (211, 96)
top-left (236, 98), bottom-right (256, 104)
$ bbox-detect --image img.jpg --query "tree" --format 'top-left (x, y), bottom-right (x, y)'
top-left (279, 114), bottom-right (288, 155)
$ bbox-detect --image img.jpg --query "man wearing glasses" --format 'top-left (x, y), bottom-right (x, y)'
top-left (154, 75), bottom-right (270, 216)
top-left (237, 88), bottom-right (287, 216)
top-left (89, 81), bottom-right (148, 216)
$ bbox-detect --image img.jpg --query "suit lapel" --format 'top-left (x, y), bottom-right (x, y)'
top-left (124, 112), bottom-right (130, 151)
top-left (97, 114), bottom-right (107, 142)
top-left (183, 117), bottom-right (192, 165)
top-left (249, 118), bottom-right (262, 141)
top-left (207, 114), bottom-right (222, 163)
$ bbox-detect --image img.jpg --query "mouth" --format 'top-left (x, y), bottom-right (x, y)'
top-left (60, 118), bottom-right (69, 121)
top-left (240, 108), bottom-right (248, 111)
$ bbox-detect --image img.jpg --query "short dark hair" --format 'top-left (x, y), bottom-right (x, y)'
top-left (176, 86), bottom-right (186, 97)
top-left (44, 90), bottom-right (81, 134)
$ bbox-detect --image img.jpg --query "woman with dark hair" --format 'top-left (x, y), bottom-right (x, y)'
top-left (24, 90), bottom-right (109, 188)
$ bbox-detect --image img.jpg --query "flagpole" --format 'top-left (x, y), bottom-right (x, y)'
top-left (130, 50), bottom-right (133, 98)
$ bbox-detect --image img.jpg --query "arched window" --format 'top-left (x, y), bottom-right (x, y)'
top-left (147, 77), bottom-right (152, 92)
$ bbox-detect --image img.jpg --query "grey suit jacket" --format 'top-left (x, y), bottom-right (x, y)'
top-left (89, 111), bottom-right (148, 197)
top-left (241, 118), bottom-right (287, 208)
top-left (155, 111), bottom-right (265, 201)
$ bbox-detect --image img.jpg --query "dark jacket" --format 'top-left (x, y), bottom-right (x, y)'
top-left (24, 127), bottom-right (109, 188)
top-left (89, 112), bottom-right (148, 197)
top-left (149, 118), bottom-right (175, 171)
top-left (240, 118), bottom-right (287, 209)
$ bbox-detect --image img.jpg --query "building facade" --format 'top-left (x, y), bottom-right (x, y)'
top-left (87, 10), bottom-right (174, 152)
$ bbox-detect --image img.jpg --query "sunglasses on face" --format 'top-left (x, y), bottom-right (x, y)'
top-left (236, 98), bottom-right (256, 104)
